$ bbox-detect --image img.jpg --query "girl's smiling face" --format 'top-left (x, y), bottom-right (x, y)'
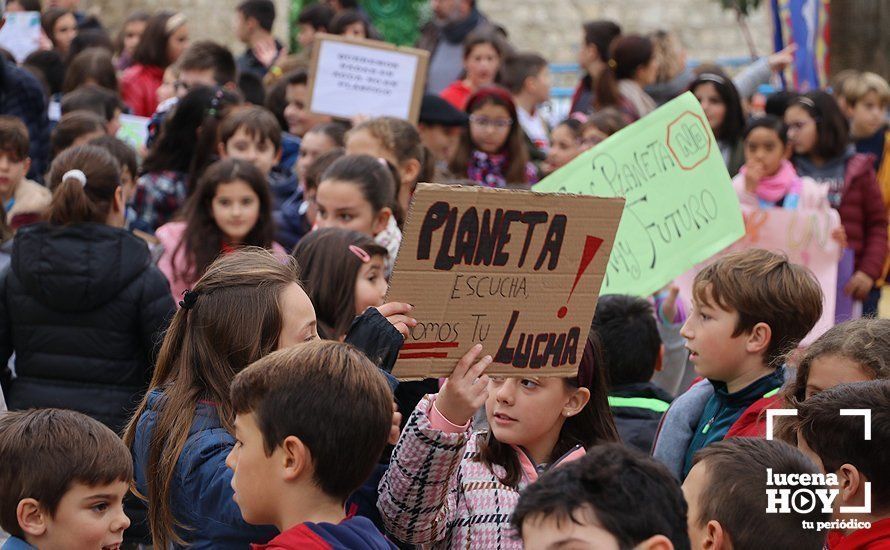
top-left (315, 179), bottom-right (389, 237)
top-left (693, 82), bottom-right (726, 134)
top-left (469, 102), bottom-right (513, 155)
top-left (211, 179), bottom-right (261, 243)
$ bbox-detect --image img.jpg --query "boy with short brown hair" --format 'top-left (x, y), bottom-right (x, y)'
top-left (217, 105), bottom-right (292, 209)
top-left (653, 248), bottom-right (823, 479)
top-left (0, 116), bottom-right (50, 230)
top-left (0, 408), bottom-right (132, 549)
top-left (682, 438), bottom-right (829, 550)
top-left (503, 52), bottom-right (552, 157)
top-left (226, 340), bottom-right (396, 549)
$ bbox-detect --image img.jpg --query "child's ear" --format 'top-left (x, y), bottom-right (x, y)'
top-left (636, 534), bottom-right (674, 550)
top-left (744, 321), bottom-right (771, 357)
top-left (280, 435), bottom-right (311, 482)
top-left (372, 207), bottom-right (392, 235)
top-left (837, 463), bottom-right (866, 507)
top-left (218, 142), bottom-right (229, 159)
top-left (23, 157), bottom-right (31, 175)
top-left (563, 387), bottom-right (590, 418)
top-left (401, 158), bottom-right (421, 186)
top-left (703, 519), bottom-right (727, 550)
top-left (17, 498), bottom-right (48, 537)
top-left (115, 186), bottom-right (124, 211)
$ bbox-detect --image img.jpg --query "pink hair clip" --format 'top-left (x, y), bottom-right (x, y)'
top-left (349, 245), bottom-right (371, 263)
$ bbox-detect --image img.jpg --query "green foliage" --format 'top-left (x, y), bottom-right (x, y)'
top-left (289, 0), bottom-right (428, 51)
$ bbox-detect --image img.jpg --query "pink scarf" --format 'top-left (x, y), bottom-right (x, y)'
top-left (740, 159), bottom-right (802, 204)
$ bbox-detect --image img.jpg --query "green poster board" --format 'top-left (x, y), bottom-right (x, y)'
top-left (534, 92), bottom-right (745, 296)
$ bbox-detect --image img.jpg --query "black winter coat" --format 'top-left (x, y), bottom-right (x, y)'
top-left (0, 222), bottom-right (175, 433)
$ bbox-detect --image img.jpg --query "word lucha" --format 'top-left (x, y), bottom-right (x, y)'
top-left (417, 202), bottom-right (567, 271)
top-left (494, 310), bottom-right (581, 368)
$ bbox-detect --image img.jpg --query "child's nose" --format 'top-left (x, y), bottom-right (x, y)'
top-left (496, 379), bottom-right (517, 403)
top-left (680, 318), bottom-right (693, 340)
top-left (112, 509), bottom-right (131, 532)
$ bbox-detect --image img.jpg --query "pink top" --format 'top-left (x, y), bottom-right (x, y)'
top-left (156, 221), bottom-right (288, 305)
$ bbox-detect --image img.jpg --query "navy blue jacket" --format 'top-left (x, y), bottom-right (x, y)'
top-left (131, 308), bottom-right (403, 549)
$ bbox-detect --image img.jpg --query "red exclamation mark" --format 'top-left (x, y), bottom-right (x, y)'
top-left (557, 235), bottom-right (604, 319)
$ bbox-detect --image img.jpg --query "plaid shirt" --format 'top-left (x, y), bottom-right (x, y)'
top-left (377, 396), bottom-right (585, 549)
top-left (0, 57), bottom-right (49, 182)
top-left (131, 170), bottom-right (188, 235)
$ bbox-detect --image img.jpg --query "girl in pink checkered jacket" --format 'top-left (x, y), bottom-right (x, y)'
top-left (378, 337), bottom-right (619, 548)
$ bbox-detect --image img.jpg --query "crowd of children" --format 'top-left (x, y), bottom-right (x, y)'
top-left (0, 0), bottom-right (889, 548)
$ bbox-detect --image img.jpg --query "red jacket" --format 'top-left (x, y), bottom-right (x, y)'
top-left (120, 64), bottom-right (164, 117)
top-left (828, 517), bottom-right (890, 549)
top-left (440, 80), bottom-right (472, 111)
top-left (725, 393), bottom-right (781, 438)
top-left (838, 153), bottom-right (889, 280)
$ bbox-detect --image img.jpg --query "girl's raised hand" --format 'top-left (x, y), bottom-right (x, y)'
top-left (435, 344), bottom-right (493, 426)
top-left (375, 302), bottom-right (417, 339)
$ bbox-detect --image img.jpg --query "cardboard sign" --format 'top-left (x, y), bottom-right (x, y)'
top-left (116, 114), bottom-right (150, 154)
top-left (534, 92), bottom-right (745, 297)
top-left (386, 183), bottom-right (624, 379)
top-left (306, 34), bottom-right (429, 124)
top-left (0, 11), bottom-right (41, 63)
top-left (676, 206), bottom-right (842, 345)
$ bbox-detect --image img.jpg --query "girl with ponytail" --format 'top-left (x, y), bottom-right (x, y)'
top-left (594, 34), bottom-right (659, 122)
top-left (0, 144), bottom-right (175, 434)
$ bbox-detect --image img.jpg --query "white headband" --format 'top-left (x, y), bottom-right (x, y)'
top-left (63, 169), bottom-right (87, 188)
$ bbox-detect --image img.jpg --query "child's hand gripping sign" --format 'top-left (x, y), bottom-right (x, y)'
top-left (385, 183), bottom-right (624, 379)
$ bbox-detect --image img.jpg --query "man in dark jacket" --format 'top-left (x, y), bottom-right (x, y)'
top-left (591, 294), bottom-right (672, 453)
top-left (0, 223), bottom-right (174, 433)
top-left (417, 0), bottom-right (494, 94)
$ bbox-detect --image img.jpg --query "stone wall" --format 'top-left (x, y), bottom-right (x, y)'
top-left (80, 0), bottom-right (291, 52)
top-left (84, 0), bottom-right (772, 66)
top-left (480, 0), bottom-right (774, 65)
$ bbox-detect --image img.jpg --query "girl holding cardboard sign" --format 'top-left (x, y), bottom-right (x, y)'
top-left (379, 337), bottom-right (618, 548)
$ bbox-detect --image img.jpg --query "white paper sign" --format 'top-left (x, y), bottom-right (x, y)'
top-left (0, 12), bottom-right (41, 63)
top-left (308, 35), bottom-right (428, 123)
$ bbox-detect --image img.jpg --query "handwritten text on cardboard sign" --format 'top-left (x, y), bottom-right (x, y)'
top-left (386, 184), bottom-right (624, 379)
